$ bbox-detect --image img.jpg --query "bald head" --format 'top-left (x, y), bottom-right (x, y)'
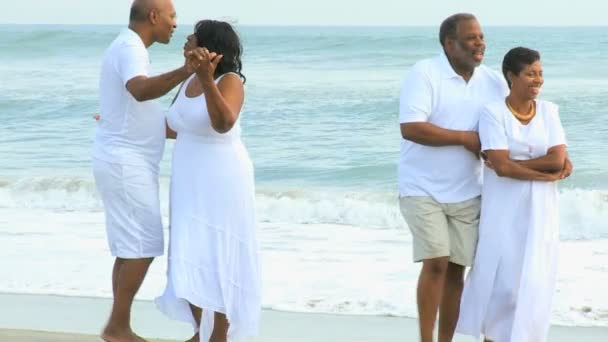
top-left (129, 0), bottom-right (171, 23)
top-left (128, 0), bottom-right (176, 46)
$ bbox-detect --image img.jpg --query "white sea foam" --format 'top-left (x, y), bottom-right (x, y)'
top-left (1, 208), bottom-right (607, 327)
top-left (0, 176), bottom-right (606, 240)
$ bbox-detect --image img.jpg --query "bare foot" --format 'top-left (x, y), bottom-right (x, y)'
top-left (101, 327), bottom-right (148, 342)
top-left (185, 333), bottom-right (200, 342)
top-left (134, 333), bottom-right (149, 342)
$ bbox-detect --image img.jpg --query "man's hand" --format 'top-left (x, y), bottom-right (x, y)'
top-left (480, 151), bottom-right (495, 169)
top-left (461, 131), bottom-right (481, 158)
top-left (93, 114), bottom-right (100, 121)
top-left (184, 48), bottom-right (197, 73)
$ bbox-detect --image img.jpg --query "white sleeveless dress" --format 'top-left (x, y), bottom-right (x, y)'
top-left (155, 73), bottom-right (261, 341)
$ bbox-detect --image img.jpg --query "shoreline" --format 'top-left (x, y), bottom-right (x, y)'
top-left (2, 290), bottom-right (606, 328)
top-left (1, 293), bottom-right (607, 341)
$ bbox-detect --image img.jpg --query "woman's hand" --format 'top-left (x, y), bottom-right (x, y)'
top-left (547, 170), bottom-right (565, 182)
top-left (186, 47), bottom-right (224, 84)
top-left (560, 157), bottom-right (573, 179)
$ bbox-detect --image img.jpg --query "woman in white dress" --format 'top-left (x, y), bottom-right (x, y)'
top-left (156, 20), bottom-right (261, 342)
top-left (456, 47), bottom-right (572, 341)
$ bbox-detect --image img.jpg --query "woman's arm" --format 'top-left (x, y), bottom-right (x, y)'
top-left (515, 145), bottom-right (567, 172)
top-left (200, 74), bottom-right (244, 134)
top-left (188, 48), bottom-right (244, 134)
top-left (485, 149), bottom-right (563, 181)
top-left (560, 154), bottom-right (574, 178)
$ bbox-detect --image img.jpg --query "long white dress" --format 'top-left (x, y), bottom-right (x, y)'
top-left (155, 73), bottom-right (261, 341)
top-left (456, 100), bottom-right (566, 342)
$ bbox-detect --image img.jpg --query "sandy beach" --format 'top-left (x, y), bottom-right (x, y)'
top-left (0, 293), bottom-right (607, 341)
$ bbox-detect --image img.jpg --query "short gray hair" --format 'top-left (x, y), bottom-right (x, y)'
top-left (439, 13), bottom-right (477, 47)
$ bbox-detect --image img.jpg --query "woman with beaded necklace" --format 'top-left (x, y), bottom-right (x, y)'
top-left (456, 47), bottom-right (572, 342)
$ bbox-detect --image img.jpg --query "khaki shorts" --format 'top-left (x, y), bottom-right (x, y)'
top-left (399, 196), bottom-right (480, 266)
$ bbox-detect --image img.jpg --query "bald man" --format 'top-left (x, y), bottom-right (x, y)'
top-left (92, 1), bottom-right (191, 341)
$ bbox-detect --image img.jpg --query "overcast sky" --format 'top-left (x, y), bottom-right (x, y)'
top-left (1, 0), bottom-right (607, 26)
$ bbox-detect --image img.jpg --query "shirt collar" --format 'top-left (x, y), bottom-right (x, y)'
top-left (122, 27), bottom-right (145, 47)
top-left (438, 52), bottom-right (462, 79)
top-left (438, 52), bottom-right (482, 81)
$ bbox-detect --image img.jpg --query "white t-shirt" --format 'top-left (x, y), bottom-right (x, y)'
top-left (398, 53), bottom-right (509, 203)
top-left (93, 28), bottom-right (165, 167)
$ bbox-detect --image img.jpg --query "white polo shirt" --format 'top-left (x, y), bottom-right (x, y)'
top-left (93, 28), bottom-right (165, 168)
top-left (398, 53), bottom-right (509, 203)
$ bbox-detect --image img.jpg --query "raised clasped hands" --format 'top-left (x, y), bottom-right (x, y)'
top-left (185, 47), bottom-right (224, 83)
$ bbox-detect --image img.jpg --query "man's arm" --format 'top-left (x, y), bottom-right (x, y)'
top-left (398, 62), bottom-right (480, 156)
top-left (126, 66), bottom-right (191, 102)
top-left (400, 122), bottom-right (481, 155)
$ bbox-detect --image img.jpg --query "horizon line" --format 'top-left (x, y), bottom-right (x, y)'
top-left (0, 22), bottom-right (607, 28)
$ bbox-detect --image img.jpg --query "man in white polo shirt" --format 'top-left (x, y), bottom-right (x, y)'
top-left (398, 13), bottom-right (508, 342)
top-left (92, 0), bottom-right (193, 340)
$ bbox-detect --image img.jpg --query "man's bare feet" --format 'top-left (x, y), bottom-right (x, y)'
top-left (101, 327), bottom-right (148, 342)
top-left (133, 333), bottom-right (148, 342)
top-left (185, 333), bottom-right (200, 342)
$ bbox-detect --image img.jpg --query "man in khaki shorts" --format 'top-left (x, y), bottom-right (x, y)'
top-left (398, 13), bottom-right (508, 342)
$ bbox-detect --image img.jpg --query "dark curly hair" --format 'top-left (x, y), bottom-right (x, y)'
top-left (194, 20), bottom-right (246, 83)
top-left (502, 47), bottom-right (540, 89)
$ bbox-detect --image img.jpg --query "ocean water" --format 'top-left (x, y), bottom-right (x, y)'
top-left (0, 24), bottom-right (607, 327)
